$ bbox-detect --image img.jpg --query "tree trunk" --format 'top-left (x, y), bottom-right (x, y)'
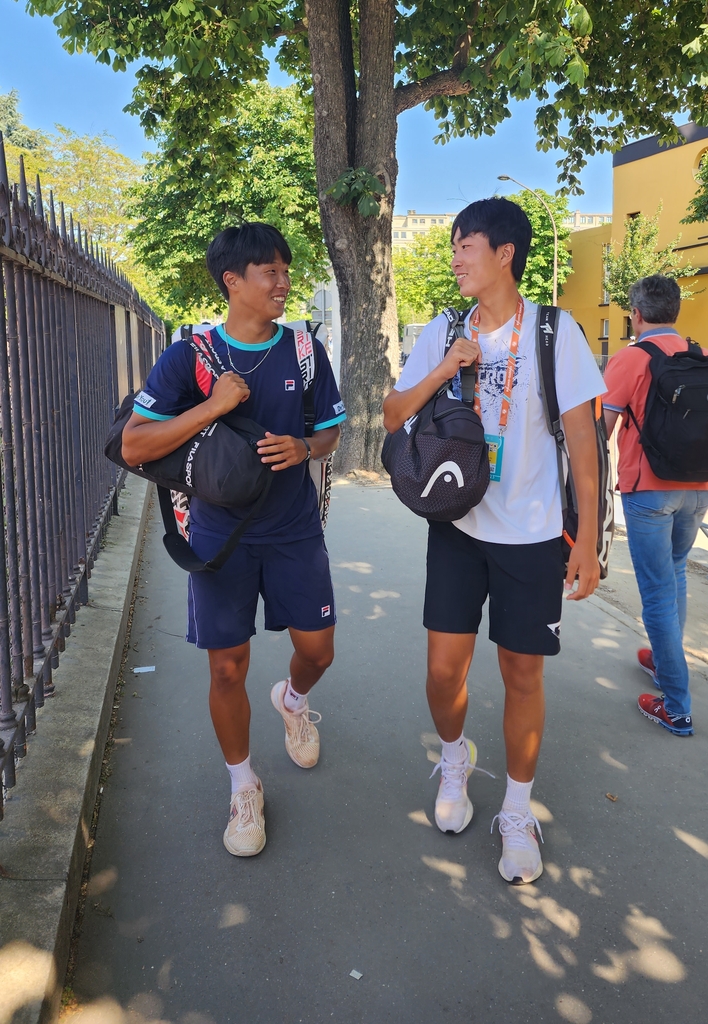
top-left (306, 0), bottom-right (399, 472)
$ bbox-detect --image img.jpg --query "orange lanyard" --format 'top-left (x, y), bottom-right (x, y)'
top-left (469, 296), bottom-right (524, 432)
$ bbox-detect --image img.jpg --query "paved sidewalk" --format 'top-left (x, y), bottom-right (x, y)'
top-left (65, 483), bottom-right (708, 1024)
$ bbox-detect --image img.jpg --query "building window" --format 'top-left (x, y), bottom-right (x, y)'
top-left (601, 319), bottom-right (609, 338)
top-left (420, 218), bottom-right (425, 224)
top-left (412, 218), bottom-right (418, 224)
top-left (623, 316), bottom-right (632, 338)
top-left (401, 232), bottom-right (407, 238)
top-left (393, 232), bottom-right (399, 238)
top-left (627, 212), bottom-right (640, 220)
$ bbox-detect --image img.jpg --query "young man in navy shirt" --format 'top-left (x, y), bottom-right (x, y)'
top-left (122, 224), bottom-right (346, 856)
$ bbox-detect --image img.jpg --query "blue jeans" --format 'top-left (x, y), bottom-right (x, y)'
top-left (622, 490), bottom-right (708, 717)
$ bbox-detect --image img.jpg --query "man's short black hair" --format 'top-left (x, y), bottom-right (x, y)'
top-left (628, 274), bottom-right (681, 325)
top-left (206, 223), bottom-right (292, 300)
top-left (451, 197), bottom-right (533, 282)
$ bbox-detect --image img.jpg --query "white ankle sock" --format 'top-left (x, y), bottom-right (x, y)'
top-left (226, 755), bottom-right (257, 793)
top-left (502, 774), bottom-right (533, 815)
top-left (283, 678), bottom-right (307, 713)
top-left (440, 734), bottom-right (467, 764)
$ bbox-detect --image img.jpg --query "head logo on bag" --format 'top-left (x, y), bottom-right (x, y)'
top-left (420, 461), bottom-right (465, 498)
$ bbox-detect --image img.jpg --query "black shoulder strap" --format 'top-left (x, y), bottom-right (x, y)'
top-left (632, 339), bottom-right (665, 361)
top-left (442, 307), bottom-right (475, 405)
top-left (301, 321), bottom-right (317, 437)
top-left (157, 475), bottom-right (273, 573)
top-left (536, 305), bottom-right (568, 510)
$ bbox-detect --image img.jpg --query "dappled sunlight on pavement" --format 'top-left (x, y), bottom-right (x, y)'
top-left (60, 485), bottom-right (708, 1023)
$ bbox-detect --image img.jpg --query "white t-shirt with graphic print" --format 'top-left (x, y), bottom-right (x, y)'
top-left (394, 300), bottom-right (606, 544)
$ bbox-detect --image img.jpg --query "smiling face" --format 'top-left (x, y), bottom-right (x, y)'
top-left (451, 229), bottom-right (516, 299)
top-left (223, 253), bottom-right (291, 320)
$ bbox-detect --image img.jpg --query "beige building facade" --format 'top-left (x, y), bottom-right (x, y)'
top-left (392, 210), bottom-right (456, 249)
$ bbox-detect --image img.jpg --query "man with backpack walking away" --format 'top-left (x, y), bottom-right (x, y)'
top-left (121, 223), bottom-right (346, 856)
top-left (383, 197), bottom-right (606, 885)
top-left (603, 274), bottom-right (708, 737)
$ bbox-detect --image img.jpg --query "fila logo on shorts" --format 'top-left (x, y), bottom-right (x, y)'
top-left (321, 605), bottom-right (331, 618)
top-left (285, 379), bottom-right (296, 391)
top-left (547, 621), bottom-right (561, 638)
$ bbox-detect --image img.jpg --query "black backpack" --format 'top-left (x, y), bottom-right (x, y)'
top-left (381, 309), bottom-right (490, 520)
top-left (537, 306), bottom-right (614, 579)
top-left (625, 338), bottom-right (708, 484)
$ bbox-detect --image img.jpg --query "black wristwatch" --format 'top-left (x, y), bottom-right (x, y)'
top-left (302, 438), bottom-right (312, 462)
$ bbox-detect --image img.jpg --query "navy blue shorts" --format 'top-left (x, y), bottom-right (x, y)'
top-left (186, 530), bottom-right (336, 650)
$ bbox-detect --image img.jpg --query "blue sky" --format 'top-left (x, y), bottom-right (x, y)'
top-left (1, 0), bottom-right (614, 213)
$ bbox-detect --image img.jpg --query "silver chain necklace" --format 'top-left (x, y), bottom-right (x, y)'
top-left (224, 326), bottom-right (278, 375)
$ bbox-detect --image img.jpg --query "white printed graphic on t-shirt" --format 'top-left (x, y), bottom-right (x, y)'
top-left (394, 300), bottom-right (606, 544)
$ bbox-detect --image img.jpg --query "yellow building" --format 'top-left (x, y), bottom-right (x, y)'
top-left (559, 123), bottom-right (708, 364)
top-left (392, 210), bottom-right (456, 249)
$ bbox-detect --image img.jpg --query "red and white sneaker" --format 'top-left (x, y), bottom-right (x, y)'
top-left (637, 648), bottom-right (660, 689)
top-left (492, 809), bottom-right (544, 885)
top-left (637, 693), bottom-right (693, 737)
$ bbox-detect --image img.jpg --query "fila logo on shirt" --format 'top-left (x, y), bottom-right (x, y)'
top-left (420, 461), bottom-right (464, 499)
top-left (284, 379), bottom-right (296, 391)
top-left (321, 605), bottom-right (331, 618)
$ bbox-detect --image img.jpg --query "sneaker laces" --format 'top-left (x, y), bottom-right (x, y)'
top-left (233, 787), bottom-right (260, 831)
top-left (429, 752), bottom-right (495, 788)
top-left (491, 809), bottom-right (544, 845)
top-left (287, 705), bottom-right (322, 744)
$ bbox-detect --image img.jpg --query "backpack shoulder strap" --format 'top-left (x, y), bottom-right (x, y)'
top-left (185, 331), bottom-right (226, 398)
top-left (632, 339), bottom-right (665, 361)
top-left (441, 307), bottom-right (474, 404)
top-left (289, 321), bottom-right (317, 436)
top-left (536, 305), bottom-right (567, 509)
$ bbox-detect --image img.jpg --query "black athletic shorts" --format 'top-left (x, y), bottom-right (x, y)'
top-left (423, 520), bottom-right (565, 656)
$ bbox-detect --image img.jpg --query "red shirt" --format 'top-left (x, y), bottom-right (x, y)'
top-left (603, 329), bottom-right (708, 493)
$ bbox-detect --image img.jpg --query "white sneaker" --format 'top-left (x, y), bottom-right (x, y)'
top-left (492, 809), bottom-right (544, 884)
top-left (270, 679), bottom-right (322, 768)
top-left (223, 778), bottom-right (266, 857)
top-left (430, 739), bottom-right (479, 834)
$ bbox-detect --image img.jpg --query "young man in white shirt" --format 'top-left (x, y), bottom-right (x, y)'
top-left (383, 197), bottom-right (605, 884)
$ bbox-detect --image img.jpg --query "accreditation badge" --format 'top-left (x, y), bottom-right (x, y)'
top-left (484, 434), bottom-right (505, 482)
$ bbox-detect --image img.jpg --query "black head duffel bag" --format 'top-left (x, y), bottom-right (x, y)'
top-left (381, 309), bottom-right (489, 521)
top-left (104, 331), bottom-right (273, 574)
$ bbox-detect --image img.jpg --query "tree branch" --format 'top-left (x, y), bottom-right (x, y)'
top-left (394, 68), bottom-right (471, 115)
top-left (394, 40), bottom-right (505, 116)
top-left (272, 19), bottom-right (307, 40)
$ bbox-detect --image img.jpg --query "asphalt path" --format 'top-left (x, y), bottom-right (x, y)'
top-left (65, 482), bottom-right (708, 1024)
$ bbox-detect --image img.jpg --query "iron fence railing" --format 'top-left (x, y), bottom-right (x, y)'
top-left (0, 133), bottom-right (165, 818)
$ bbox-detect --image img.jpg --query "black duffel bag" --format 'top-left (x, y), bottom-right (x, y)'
top-left (104, 336), bottom-right (273, 574)
top-left (381, 309), bottom-right (489, 521)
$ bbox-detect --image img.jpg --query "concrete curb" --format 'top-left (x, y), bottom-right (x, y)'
top-left (0, 478), bottom-right (151, 1024)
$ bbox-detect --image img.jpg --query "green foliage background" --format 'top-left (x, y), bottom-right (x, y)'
top-left (604, 206), bottom-right (696, 311)
top-left (128, 83), bottom-right (328, 328)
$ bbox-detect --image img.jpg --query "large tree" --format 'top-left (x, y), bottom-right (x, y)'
top-left (26, 0), bottom-right (708, 469)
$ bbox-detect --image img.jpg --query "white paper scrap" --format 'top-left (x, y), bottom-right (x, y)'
top-left (133, 666), bottom-right (155, 674)
top-left (349, 970), bottom-right (363, 980)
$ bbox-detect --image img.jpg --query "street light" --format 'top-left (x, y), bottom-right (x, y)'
top-left (497, 174), bottom-right (558, 306)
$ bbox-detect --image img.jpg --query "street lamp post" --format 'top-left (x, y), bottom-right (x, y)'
top-left (497, 174), bottom-right (558, 306)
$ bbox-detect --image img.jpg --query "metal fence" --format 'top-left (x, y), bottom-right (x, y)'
top-left (0, 134), bottom-right (165, 818)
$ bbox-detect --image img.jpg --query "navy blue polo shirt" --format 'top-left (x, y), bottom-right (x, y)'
top-left (133, 324), bottom-right (346, 542)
